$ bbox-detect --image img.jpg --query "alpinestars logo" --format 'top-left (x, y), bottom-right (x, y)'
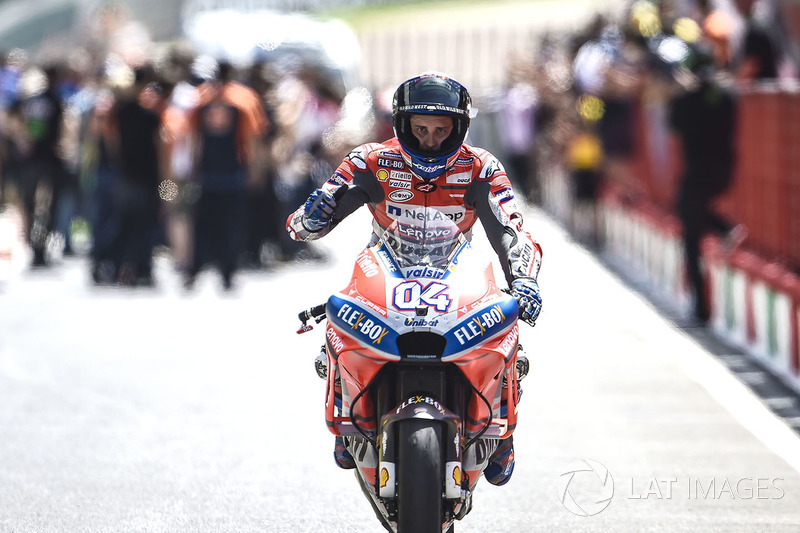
top-left (415, 182), bottom-right (438, 193)
top-left (347, 149), bottom-right (367, 170)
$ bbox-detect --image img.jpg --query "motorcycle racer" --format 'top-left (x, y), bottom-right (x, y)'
top-left (287, 72), bottom-right (543, 486)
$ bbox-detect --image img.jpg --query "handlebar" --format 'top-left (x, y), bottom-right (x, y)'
top-left (297, 303), bottom-right (327, 334)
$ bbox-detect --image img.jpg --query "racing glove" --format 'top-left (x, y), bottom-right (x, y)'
top-left (301, 188), bottom-right (338, 232)
top-left (511, 277), bottom-right (542, 327)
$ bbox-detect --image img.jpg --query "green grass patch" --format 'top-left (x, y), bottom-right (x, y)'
top-left (318, 0), bottom-right (547, 31)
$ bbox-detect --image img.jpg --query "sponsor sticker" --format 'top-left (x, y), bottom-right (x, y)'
top-left (404, 317), bottom-right (440, 327)
top-left (395, 395), bottom-right (447, 415)
top-left (356, 252), bottom-right (380, 278)
top-left (385, 202), bottom-right (466, 224)
top-left (376, 168), bottom-right (390, 182)
top-left (336, 303), bottom-right (390, 345)
top-left (389, 179), bottom-right (411, 190)
top-left (390, 170), bottom-right (412, 181)
top-left (446, 171), bottom-right (472, 185)
top-left (402, 266), bottom-right (447, 280)
top-left (326, 326), bottom-right (344, 354)
top-left (388, 190), bottom-right (414, 203)
top-left (378, 158), bottom-right (405, 169)
top-left (452, 304), bottom-right (509, 346)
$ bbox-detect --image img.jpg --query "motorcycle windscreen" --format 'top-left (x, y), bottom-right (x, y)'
top-left (380, 206), bottom-right (464, 271)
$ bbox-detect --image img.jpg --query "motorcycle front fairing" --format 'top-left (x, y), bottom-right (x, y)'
top-left (323, 208), bottom-right (522, 492)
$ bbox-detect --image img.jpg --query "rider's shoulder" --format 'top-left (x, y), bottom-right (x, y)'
top-left (464, 144), bottom-right (494, 160)
top-left (460, 145), bottom-right (504, 181)
top-left (348, 140), bottom-right (402, 163)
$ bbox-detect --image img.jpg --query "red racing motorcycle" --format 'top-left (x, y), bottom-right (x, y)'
top-left (298, 206), bottom-right (528, 533)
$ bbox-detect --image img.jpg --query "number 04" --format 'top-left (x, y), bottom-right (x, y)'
top-left (393, 281), bottom-right (452, 312)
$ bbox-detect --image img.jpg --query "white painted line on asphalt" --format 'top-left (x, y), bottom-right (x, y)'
top-left (662, 327), bottom-right (800, 475)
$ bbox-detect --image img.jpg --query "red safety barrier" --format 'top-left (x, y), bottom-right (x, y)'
top-left (783, 272), bottom-right (800, 378)
top-left (625, 87), bottom-right (800, 271)
top-left (729, 248), bottom-right (767, 345)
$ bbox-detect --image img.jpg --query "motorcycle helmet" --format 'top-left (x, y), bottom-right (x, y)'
top-left (392, 73), bottom-right (472, 179)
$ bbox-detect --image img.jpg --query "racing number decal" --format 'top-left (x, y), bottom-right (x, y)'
top-left (393, 281), bottom-right (452, 312)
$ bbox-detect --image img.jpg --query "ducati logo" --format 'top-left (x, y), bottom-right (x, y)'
top-left (415, 182), bottom-right (438, 193)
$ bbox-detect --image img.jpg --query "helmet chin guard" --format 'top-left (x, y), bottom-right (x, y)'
top-left (392, 73), bottom-right (472, 179)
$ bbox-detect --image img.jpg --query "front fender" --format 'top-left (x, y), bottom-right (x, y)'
top-left (378, 395), bottom-right (463, 499)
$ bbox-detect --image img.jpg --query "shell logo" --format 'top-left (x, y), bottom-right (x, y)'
top-left (377, 169), bottom-right (390, 182)
top-left (453, 465), bottom-right (461, 486)
top-left (380, 467), bottom-right (390, 488)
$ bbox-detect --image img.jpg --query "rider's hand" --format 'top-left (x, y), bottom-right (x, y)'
top-left (511, 277), bottom-right (542, 327)
top-left (302, 189), bottom-right (337, 232)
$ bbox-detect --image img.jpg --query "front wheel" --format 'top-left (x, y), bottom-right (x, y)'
top-left (397, 419), bottom-right (443, 533)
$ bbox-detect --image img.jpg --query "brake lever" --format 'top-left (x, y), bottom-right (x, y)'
top-left (297, 303), bottom-right (327, 334)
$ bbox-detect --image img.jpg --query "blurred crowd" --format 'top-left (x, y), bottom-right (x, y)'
top-left (490, 0), bottom-right (796, 322)
top-left (0, 0), bottom-right (795, 297)
top-left (0, 7), bottom-right (377, 289)
top-left (496, 0), bottom-right (795, 234)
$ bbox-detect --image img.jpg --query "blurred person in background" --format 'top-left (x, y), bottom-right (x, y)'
top-left (85, 66), bottom-right (123, 285)
top-left (271, 63), bottom-right (342, 264)
top-left (499, 56), bottom-right (539, 203)
top-left (0, 50), bottom-right (24, 209)
top-left (241, 61), bottom-right (279, 269)
top-left (109, 64), bottom-right (165, 287)
top-left (158, 45), bottom-right (199, 273)
top-left (668, 44), bottom-right (744, 325)
top-left (565, 114), bottom-right (604, 248)
top-left (57, 56), bottom-right (92, 257)
top-left (19, 64), bottom-right (66, 267)
top-left (696, 0), bottom-right (736, 71)
top-left (572, 22), bottom-right (643, 197)
top-left (734, 0), bottom-right (783, 81)
top-left (184, 60), bottom-right (268, 291)
top-left (286, 73), bottom-right (543, 487)
top-left (0, 73), bottom-right (27, 215)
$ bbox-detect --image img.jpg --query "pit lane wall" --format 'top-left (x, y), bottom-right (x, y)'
top-left (595, 185), bottom-right (800, 398)
top-left (537, 86), bottom-right (800, 396)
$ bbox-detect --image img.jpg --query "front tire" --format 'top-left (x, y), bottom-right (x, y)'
top-left (397, 419), bottom-right (443, 533)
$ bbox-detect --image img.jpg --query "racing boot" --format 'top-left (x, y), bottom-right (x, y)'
top-left (484, 436), bottom-right (515, 486)
top-left (333, 436), bottom-right (356, 469)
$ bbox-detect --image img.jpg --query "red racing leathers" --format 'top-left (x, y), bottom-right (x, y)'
top-left (286, 138), bottom-right (542, 285)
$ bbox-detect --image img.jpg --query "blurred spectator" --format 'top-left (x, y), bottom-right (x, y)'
top-left (573, 23), bottom-right (643, 196)
top-left (734, 0), bottom-right (783, 81)
top-left (19, 64), bottom-right (66, 267)
top-left (110, 65), bottom-right (165, 286)
top-left (86, 71), bottom-right (123, 285)
top-left (0, 84), bottom-right (29, 214)
top-left (696, 0), bottom-right (736, 70)
top-left (565, 116), bottom-right (604, 247)
top-left (668, 45), bottom-right (743, 324)
top-left (270, 64), bottom-right (341, 263)
top-left (241, 61), bottom-right (278, 269)
top-left (499, 65), bottom-right (539, 202)
top-left (184, 60), bottom-right (267, 291)
top-left (159, 45), bottom-right (199, 272)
